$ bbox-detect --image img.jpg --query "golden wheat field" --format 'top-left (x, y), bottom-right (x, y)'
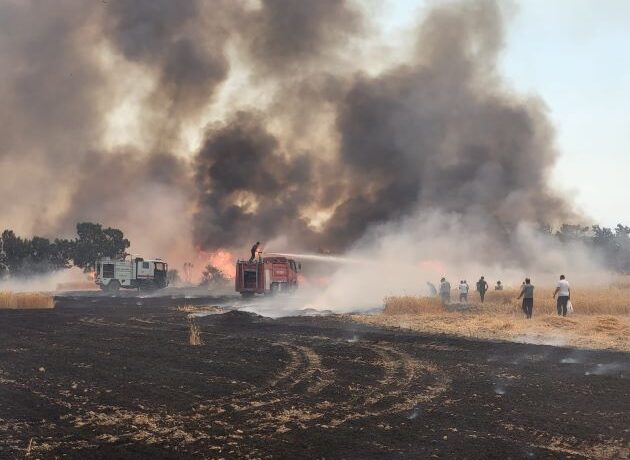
top-left (0, 292), bottom-right (55, 309)
top-left (384, 287), bottom-right (630, 316)
top-left (353, 284), bottom-right (630, 352)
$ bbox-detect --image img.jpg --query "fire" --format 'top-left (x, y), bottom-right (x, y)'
top-left (419, 259), bottom-right (446, 275)
top-left (194, 249), bottom-right (236, 282)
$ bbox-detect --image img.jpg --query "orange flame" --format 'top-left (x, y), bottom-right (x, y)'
top-left (194, 249), bottom-right (236, 282)
top-left (418, 259), bottom-right (446, 275)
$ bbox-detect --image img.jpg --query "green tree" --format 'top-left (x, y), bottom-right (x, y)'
top-left (555, 224), bottom-right (590, 242)
top-left (1, 230), bottom-right (30, 276)
top-left (0, 231), bottom-right (71, 276)
top-left (0, 237), bottom-right (8, 279)
top-left (615, 224), bottom-right (630, 238)
top-left (71, 223), bottom-right (130, 272)
top-left (200, 264), bottom-right (229, 287)
top-left (614, 224), bottom-right (630, 273)
top-left (167, 269), bottom-right (181, 286)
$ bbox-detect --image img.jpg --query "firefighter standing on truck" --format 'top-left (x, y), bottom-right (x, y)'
top-left (249, 242), bottom-right (260, 262)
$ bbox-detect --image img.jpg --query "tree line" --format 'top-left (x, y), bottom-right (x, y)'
top-left (2, 221), bottom-right (630, 280)
top-left (547, 223), bottom-right (630, 273)
top-left (0, 223), bottom-right (129, 278)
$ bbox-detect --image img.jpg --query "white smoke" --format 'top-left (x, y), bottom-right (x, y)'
top-left (305, 209), bottom-right (612, 312)
top-left (0, 267), bottom-right (92, 293)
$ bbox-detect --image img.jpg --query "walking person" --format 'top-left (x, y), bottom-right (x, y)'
top-left (439, 277), bottom-right (451, 306)
top-left (517, 278), bottom-right (534, 319)
top-left (458, 280), bottom-right (469, 303)
top-left (476, 276), bottom-right (489, 303)
top-left (553, 274), bottom-right (571, 317)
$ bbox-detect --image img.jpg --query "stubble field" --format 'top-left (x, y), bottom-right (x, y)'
top-left (0, 293), bottom-right (628, 459)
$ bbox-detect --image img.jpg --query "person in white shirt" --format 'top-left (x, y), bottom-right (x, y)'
top-left (458, 280), bottom-right (469, 303)
top-left (553, 274), bottom-right (571, 317)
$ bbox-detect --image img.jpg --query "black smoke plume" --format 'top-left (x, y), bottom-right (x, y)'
top-left (0, 0), bottom-right (576, 266)
top-left (192, 0), bottom-right (574, 257)
top-left (194, 112), bottom-right (316, 250)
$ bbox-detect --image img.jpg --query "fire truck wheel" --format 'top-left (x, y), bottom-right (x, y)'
top-left (107, 280), bottom-right (121, 292)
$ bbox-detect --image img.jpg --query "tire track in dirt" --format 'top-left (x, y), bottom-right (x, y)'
top-left (208, 338), bottom-right (451, 437)
top-left (205, 342), bottom-right (335, 418)
top-left (5, 304), bottom-right (626, 459)
top-left (78, 316), bottom-right (184, 333)
top-left (16, 313), bottom-right (450, 444)
top-left (327, 342), bottom-right (450, 427)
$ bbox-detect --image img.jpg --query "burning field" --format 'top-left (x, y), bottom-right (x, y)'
top-left (1, 0), bottom-right (630, 457)
top-left (0, 294), bottom-right (629, 459)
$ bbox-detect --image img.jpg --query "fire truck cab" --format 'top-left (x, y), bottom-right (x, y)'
top-left (95, 256), bottom-right (169, 292)
top-left (235, 256), bottom-right (300, 296)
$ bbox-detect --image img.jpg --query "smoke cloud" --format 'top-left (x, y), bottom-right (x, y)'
top-left (194, 112), bottom-right (317, 250)
top-left (1, 0), bottom-right (587, 286)
top-left (192, 0), bottom-right (575, 258)
top-left (307, 210), bottom-right (609, 312)
top-left (244, 0), bottom-right (363, 74)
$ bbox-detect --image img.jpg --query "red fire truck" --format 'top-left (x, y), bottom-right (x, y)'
top-left (235, 256), bottom-right (300, 296)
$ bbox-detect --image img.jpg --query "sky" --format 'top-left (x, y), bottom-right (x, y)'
top-left (381, 0), bottom-right (630, 227)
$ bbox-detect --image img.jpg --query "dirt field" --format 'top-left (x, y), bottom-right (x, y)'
top-left (1, 295), bottom-right (629, 459)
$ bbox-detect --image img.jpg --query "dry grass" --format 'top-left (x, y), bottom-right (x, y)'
top-left (383, 295), bottom-right (444, 314)
top-left (610, 275), bottom-right (630, 290)
top-left (385, 287), bottom-right (630, 316)
top-left (55, 281), bottom-right (96, 291)
top-left (0, 292), bottom-right (55, 309)
top-left (354, 313), bottom-right (630, 351)
top-left (359, 284), bottom-right (630, 352)
top-left (176, 304), bottom-right (223, 314)
top-left (188, 317), bottom-right (204, 346)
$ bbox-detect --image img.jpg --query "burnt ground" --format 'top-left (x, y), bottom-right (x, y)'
top-left (0, 296), bottom-right (628, 459)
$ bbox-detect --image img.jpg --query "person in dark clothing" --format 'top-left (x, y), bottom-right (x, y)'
top-left (476, 276), bottom-right (489, 303)
top-left (439, 277), bottom-right (451, 306)
top-left (249, 242), bottom-right (260, 262)
top-left (517, 278), bottom-right (534, 319)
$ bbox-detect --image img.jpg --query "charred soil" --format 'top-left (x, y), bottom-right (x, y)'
top-left (0, 296), bottom-right (628, 459)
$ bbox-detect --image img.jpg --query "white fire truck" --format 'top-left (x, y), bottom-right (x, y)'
top-left (95, 256), bottom-right (169, 292)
